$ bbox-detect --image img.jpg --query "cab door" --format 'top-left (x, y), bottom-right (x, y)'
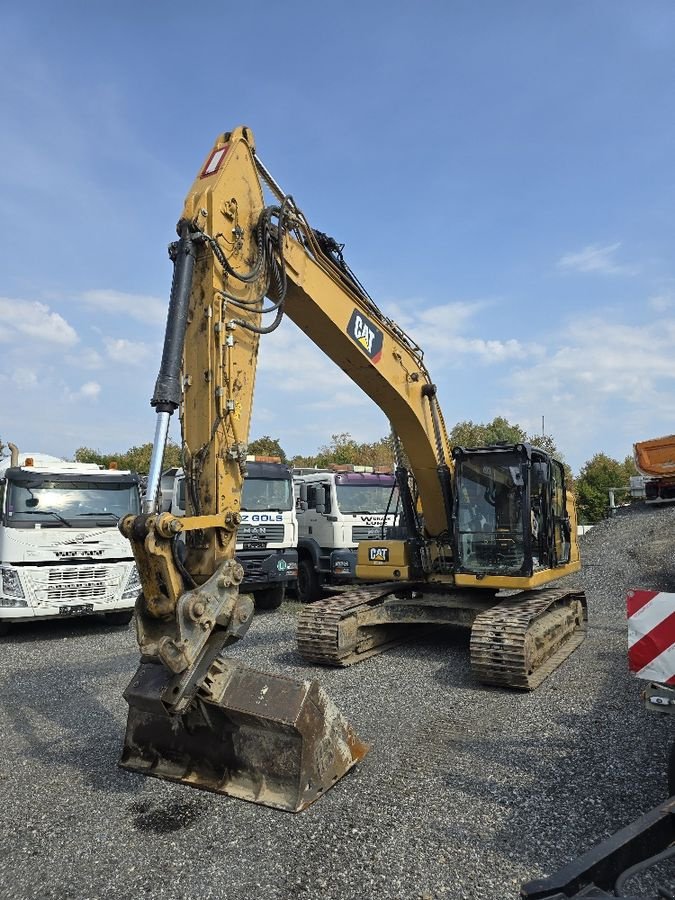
top-left (551, 461), bottom-right (571, 566)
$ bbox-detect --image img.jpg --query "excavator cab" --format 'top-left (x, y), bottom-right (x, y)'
top-left (452, 444), bottom-right (573, 581)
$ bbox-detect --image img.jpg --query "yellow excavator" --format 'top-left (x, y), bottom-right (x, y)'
top-left (119, 125), bottom-right (586, 812)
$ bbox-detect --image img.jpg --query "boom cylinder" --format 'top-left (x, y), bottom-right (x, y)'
top-left (145, 221), bottom-right (197, 511)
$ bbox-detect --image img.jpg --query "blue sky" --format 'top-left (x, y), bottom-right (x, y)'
top-left (1, 1), bottom-right (675, 472)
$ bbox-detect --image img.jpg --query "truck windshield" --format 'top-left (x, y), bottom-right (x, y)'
top-left (455, 456), bottom-right (525, 574)
top-left (241, 478), bottom-right (293, 511)
top-left (336, 484), bottom-right (398, 515)
top-left (5, 478), bottom-right (141, 527)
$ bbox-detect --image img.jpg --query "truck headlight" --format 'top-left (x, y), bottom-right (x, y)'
top-left (1, 566), bottom-right (25, 599)
top-left (122, 566), bottom-right (141, 599)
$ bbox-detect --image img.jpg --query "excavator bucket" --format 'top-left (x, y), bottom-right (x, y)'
top-left (119, 658), bottom-right (368, 812)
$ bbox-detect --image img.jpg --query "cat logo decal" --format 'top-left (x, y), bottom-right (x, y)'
top-left (368, 547), bottom-right (389, 563)
top-left (347, 310), bottom-right (384, 363)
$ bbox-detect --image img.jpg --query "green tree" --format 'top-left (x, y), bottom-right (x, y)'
top-left (74, 441), bottom-right (182, 474)
top-left (448, 416), bottom-right (573, 484)
top-left (449, 416), bottom-right (528, 448)
top-left (290, 433), bottom-right (397, 469)
top-left (575, 452), bottom-right (636, 523)
top-left (529, 433), bottom-right (558, 457)
top-left (314, 433), bottom-right (362, 467)
top-left (74, 447), bottom-right (109, 467)
top-left (248, 436), bottom-right (287, 463)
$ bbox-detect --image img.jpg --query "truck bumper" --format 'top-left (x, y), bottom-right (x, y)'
top-left (0, 560), bottom-right (138, 624)
top-left (238, 549), bottom-right (298, 592)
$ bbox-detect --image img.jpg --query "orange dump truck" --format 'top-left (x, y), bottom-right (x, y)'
top-left (634, 434), bottom-right (675, 504)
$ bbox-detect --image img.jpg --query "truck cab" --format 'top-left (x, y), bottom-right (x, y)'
top-left (0, 452), bottom-right (141, 635)
top-left (171, 456), bottom-right (298, 609)
top-left (294, 466), bottom-right (398, 602)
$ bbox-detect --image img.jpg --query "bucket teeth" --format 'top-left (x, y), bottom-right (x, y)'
top-left (119, 660), bottom-right (368, 812)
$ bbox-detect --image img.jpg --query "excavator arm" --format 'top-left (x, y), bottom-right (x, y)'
top-left (118, 128), bottom-right (373, 811)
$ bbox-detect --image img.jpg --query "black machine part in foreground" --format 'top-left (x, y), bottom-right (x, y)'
top-left (521, 795), bottom-right (675, 899)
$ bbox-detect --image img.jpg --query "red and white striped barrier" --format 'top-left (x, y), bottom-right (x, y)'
top-left (627, 589), bottom-right (675, 685)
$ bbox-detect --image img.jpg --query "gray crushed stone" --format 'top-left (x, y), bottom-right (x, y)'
top-left (0, 504), bottom-right (673, 899)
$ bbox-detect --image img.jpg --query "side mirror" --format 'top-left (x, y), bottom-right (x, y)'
top-left (315, 486), bottom-right (326, 514)
top-left (297, 500), bottom-right (308, 512)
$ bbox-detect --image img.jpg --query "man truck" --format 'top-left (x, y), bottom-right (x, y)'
top-left (293, 465), bottom-right (398, 602)
top-left (170, 456), bottom-right (298, 609)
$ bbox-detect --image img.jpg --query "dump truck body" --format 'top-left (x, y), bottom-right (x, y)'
top-left (634, 435), bottom-right (675, 504)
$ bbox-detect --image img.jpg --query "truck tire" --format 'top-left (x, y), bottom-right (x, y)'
top-left (668, 737), bottom-right (675, 797)
top-left (255, 584), bottom-right (285, 610)
top-left (297, 558), bottom-right (322, 604)
top-left (0, 621), bottom-right (9, 637)
top-left (105, 610), bottom-right (134, 627)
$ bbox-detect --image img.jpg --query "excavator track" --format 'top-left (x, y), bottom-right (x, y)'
top-left (297, 583), bottom-right (420, 666)
top-left (298, 584), bottom-right (587, 691)
top-left (470, 587), bottom-right (588, 690)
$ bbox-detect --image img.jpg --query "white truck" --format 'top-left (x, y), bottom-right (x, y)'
top-left (0, 446), bottom-right (141, 635)
top-left (294, 465), bottom-right (398, 602)
top-left (171, 456), bottom-right (298, 609)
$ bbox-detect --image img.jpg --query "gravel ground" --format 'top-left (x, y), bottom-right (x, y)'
top-left (1, 505), bottom-right (673, 900)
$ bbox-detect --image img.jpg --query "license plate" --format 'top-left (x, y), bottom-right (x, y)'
top-left (243, 542), bottom-right (266, 550)
top-left (59, 604), bottom-right (94, 617)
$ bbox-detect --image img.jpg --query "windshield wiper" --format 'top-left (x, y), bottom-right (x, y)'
top-left (21, 510), bottom-right (72, 527)
top-left (78, 512), bottom-right (121, 522)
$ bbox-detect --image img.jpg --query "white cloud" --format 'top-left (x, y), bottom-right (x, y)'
top-left (385, 300), bottom-right (544, 365)
top-left (556, 242), bottom-right (636, 276)
top-left (67, 381), bottom-right (101, 402)
top-left (104, 336), bottom-right (153, 364)
top-left (649, 290), bottom-right (675, 312)
top-left (66, 347), bottom-right (104, 370)
top-left (12, 368), bottom-right (39, 390)
top-left (503, 311), bottom-right (675, 468)
top-left (386, 299), bottom-right (484, 333)
top-left (258, 320), bottom-right (365, 398)
top-left (80, 290), bottom-right (167, 326)
top-left (0, 297), bottom-right (78, 345)
top-left (80, 381), bottom-right (101, 399)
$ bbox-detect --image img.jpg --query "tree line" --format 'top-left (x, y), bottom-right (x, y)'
top-left (0, 419), bottom-right (641, 524)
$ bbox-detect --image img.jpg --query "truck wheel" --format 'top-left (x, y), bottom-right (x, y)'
top-left (668, 737), bottom-right (675, 797)
top-left (106, 611), bottom-right (134, 627)
top-left (255, 585), bottom-right (285, 610)
top-left (297, 558), bottom-right (322, 604)
top-left (0, 621), bottom-right (9, 637)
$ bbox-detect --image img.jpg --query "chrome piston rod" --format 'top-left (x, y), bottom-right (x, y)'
top-left (144, 412), bottom-right (171, 513)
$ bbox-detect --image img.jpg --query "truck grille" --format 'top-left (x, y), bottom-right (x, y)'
top-left (239, 557), bottom-right (268, 583)
top-left (237, 523), bottom-right (285, 543)
top-left (352, 526), bottom-right (386, 543)
top-left (25, 565), bottom-right (125, 608)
